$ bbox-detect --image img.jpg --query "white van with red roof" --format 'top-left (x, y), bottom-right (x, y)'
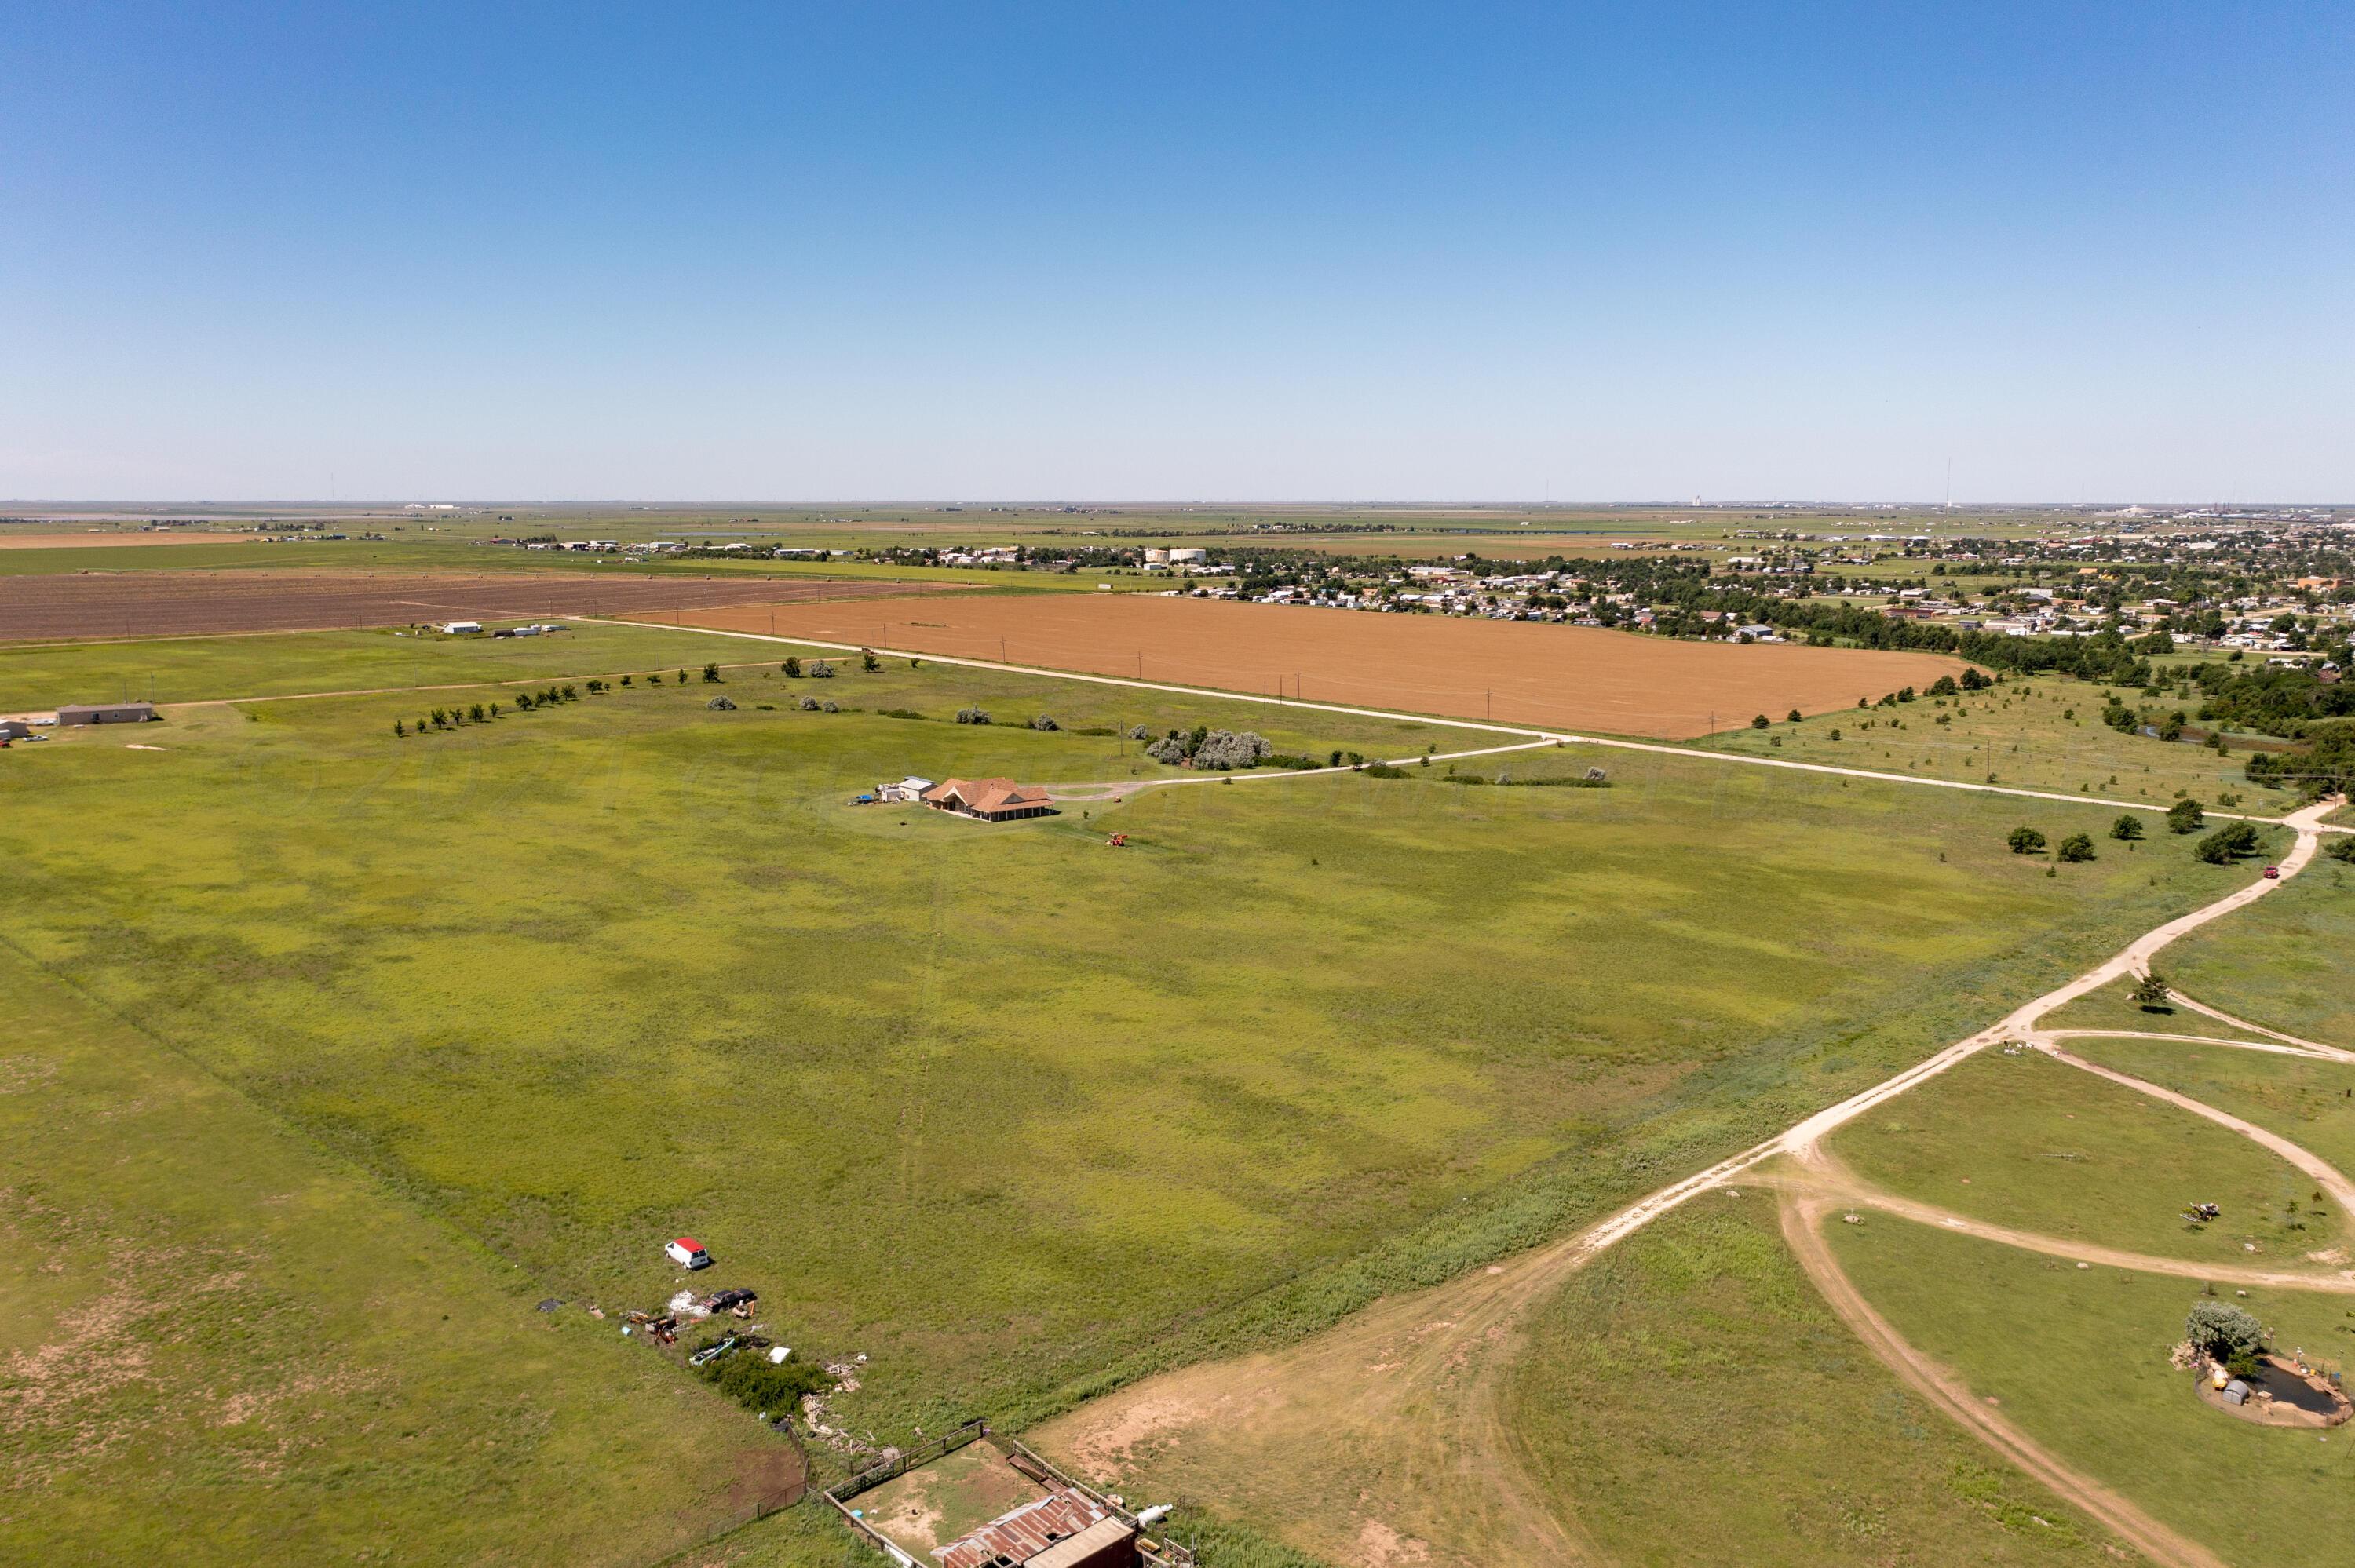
top-left (664, 1237), bottom-right (711, 1270)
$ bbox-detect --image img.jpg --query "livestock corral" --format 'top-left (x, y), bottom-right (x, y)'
top-left (0, 571), bottom-right (947, 643)
top-left (650, 592), bottom-right (1972, 739)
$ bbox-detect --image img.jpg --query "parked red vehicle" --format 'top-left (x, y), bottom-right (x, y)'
top-left (2263, 866), bottom-right (2281, 879)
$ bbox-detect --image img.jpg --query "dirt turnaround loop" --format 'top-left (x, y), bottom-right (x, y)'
top-left (0, 571), bottom-right (944, 644)
top-left (660, 593), bottom-right (1971, 739)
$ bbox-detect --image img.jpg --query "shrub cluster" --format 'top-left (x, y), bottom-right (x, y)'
top-left (2194, 822), bottom-right (2260, 865)
top-left (696, 1347), bottom-right (834, 1416)
top-left (2185, 1299), bottom-right (2268, 1380)
top-left (1144, 727), bottom-right (1275, 769)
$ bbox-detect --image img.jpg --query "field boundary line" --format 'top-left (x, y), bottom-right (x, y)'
top-left (583, 616), bottom-right (2345, 833)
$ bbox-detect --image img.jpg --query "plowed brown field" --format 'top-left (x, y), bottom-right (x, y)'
top-left (0, 571), bottom-right (947, 644)
top-left (653, 594), bottom-right (1972, 738)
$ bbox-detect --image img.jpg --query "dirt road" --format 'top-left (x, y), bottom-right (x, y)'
top-left (1036, 800), bottom-right (2343, 1565)
top-left (599, 616), bottom-right (2349, 834)
top-left (1776, 1194), bottom-right (2228, 1568)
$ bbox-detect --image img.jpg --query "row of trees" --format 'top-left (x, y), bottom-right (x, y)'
top-left (393, 684), bottom-right (590, 735)
top-left (2006, 826), bottom-right (2097, 861)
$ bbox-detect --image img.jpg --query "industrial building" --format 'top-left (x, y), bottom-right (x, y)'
top-left (57, 702), bottom-right (157, 726)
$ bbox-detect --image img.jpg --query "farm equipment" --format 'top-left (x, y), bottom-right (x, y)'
top-left (1106, 833), bottom-right (1128, 848)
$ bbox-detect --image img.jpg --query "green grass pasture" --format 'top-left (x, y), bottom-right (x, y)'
top-left (0, 641), bottom-right (2265, 1563)
top-left (1827, 1048), bottom-right (2346, 1263)
top-left (2037, 983), bottom-right (2279, 1045)
top-left (2066, 1040), bottom-right (2355, 1220)
top-left (1506, 1192), bottom-right (2138, 1566)
top-left (0, 944), bottom-right (763, 1565)
top-left (1832, 1217), bottom-right (2355, 1568)
top-left (1696, 675), bottom-right (2299, 812)
top-left (2157, 860), bottom-right (2355, 1051)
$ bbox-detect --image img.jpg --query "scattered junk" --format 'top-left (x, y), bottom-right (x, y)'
top-left (2224, 1379), bottom-right (2252, 1406)
top-left (705, 1288), bottom-right (758, 1318)
top-left (624, 1311), bottom-right (681, 1344)
top-left (1842, 1212), bottom-right (1863, 1225)
top-left (825, 1420), bottom-right (1193, 1567)
top-left (535, 1297), bottom-right (564, 1312)
top-left (665, 1237), bottom-right (713, 1270)
top-left (667, 1289), bottom-right (711, 1319)
top-left (2185, 1202), bottom-right (2223, 1223)
top-left (688, 1335), bottom-right (742, 1368)
top-left (768, 1345), bottom-right (793, 1365)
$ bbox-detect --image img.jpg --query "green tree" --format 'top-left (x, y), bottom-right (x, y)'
top-left (1927, 674), bottom-right (1959, 697)
top-left (488, 702), bottom-right (501, 718)
top-left (2110, 813), bottom-right (2143, 841)
top-left (2056, 832), bottom-right (2094, 862)
top-left (1751, 713), bottom-right (1769, 729)
top-left (2185, 1300), bottom-right (2267, 1379)
top-left (619, 674), bottom-right (633, 687)
top-left (469, 703), bottom-right (485, 723)
top-left (2194, 822), bottom-right (2260, 864)
top-left (2166, 798), bottom-right (2205, 834)
top-left (2007, 826), bottom-right (2046, 855)
top-left (2132, 971), bottom-right (2171, 1008)
top-left (861, 649), bottom-right (880, 673)
top-left (2327, 837), bottom-right (2355, 865)
top-left (392, 718), bottom-right (405, 736)
top-left (782, 657), bottom-right (801, 676)
top-left (702, 663), bottom-right (721, 683)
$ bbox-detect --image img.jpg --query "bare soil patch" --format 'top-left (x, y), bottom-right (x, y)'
top-left (663, 594), bottom-right (1969, 739)
top-left (0, 571), bottom-right (942, 644)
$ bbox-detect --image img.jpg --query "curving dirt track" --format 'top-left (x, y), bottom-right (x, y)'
top-left (0, 571), bottom-right (945, 644)
top-left (1038, 800), bottom-right (2343, 1566)
top-left (1776, 1194), bottom-right (2229, 1568)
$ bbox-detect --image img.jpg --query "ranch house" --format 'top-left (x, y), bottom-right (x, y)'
top-left (920, 777), bottom-right (1053, 822)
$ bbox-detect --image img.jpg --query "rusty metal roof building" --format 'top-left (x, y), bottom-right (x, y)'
top-left (938, 1486), bottom-right (1134, 1568)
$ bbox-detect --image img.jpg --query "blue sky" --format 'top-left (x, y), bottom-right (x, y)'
top-left (3, 2), bottom-right (2348, 502)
